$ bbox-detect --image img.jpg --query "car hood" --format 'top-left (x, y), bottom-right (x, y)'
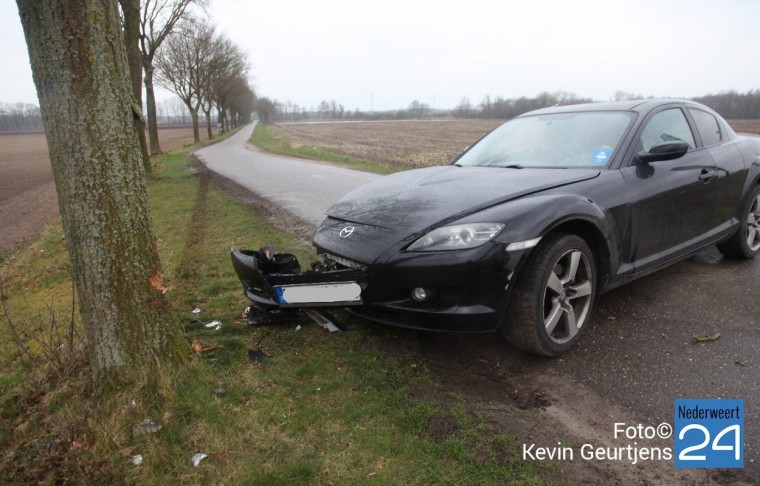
top-left (328, 166), bottom-right (599, 228)
top-left (314, 166), bottom-right (600, 263)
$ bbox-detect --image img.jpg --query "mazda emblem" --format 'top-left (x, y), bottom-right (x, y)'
top-left (339, 226), bottom-right (355, 238)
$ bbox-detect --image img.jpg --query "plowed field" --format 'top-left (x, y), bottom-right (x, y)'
top-left (270, 120), bottom-right (502, 169)
top-left (0, 127), bottom-right (209, 253)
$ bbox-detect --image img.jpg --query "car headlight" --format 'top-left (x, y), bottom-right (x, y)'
top-left (407, 223), bottom-right (505, 252)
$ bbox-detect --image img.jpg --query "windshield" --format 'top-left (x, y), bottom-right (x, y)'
top-left (455, 111), bottom-right (634, 168)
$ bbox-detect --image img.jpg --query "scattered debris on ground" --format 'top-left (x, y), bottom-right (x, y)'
top-left (692, 332), bottom-right (721, 344)
top-left (191, 341), bottom-right (224, 354)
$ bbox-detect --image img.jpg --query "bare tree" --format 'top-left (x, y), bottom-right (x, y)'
top-left (214, 73), bottom-right (248, 131)
top-left (255, 97), bottom-right (279, 124)
top-left (215, 74), bottom-right (255, 130)
top-left (140, 0), bottom-right (202, 154)
top-left (155, 20), bottom-right (216, 142)
top-left (119, 0), bottom-right (151, 172)
top-left (453, 97), bottom-right (473, 118)
top-left (408, 100), bottom-right (431, 118)
top-left (16, 0), bottom-right (185, 384)
top-left (230, 84), bottom-right (255, 125)
top-left (204, 34), bottom-right (250, 136)
top-left (612, 90), bottom-right (644, 101)
top-left (197, 33), bottom-right (245, 138)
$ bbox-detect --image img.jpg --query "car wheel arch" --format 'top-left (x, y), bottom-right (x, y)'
top-left (502, 232), bottom-right (598, 356)
top-left (541, 218), bottom-right (614, 293)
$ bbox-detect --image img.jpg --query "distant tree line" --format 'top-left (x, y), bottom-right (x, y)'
top-left (6, 89), bottom-right (760, 131)
top-left (0, 102), bottom-right (43, 130)
top-left (260, 92), bottom-right (592, 123)
top-left (692, 90), bottom-right (760, 119)
top-left (0, 97), bottom-right (226, 130)
top-left (456, 91), bottom-right (594, 119)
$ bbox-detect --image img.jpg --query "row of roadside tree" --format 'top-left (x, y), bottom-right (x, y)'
top-left (4, 0), bottom-right (256, 174)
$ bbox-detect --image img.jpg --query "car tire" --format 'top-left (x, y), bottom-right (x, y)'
top-left (502, 233), bottom-right (596, 356)
top-left (717, 185), bottom-right (760, 260)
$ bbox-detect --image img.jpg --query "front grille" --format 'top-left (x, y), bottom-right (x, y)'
top-left (323, 253), bottom-right (367, 270)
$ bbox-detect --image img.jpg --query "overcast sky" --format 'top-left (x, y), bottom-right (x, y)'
top-left (1, 0), bottom-right (759, 111)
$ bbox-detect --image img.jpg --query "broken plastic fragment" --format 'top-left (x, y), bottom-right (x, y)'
top-left (204, 320), bottom-right (222, 330)
top-left (192, 453), bottom-right (208, 467)
top-left (214, 387), bottom-right (226, 396)
top-left (295, 325), bottom-right (302, 332)
top-left (132, 455), bottom-right (143, 465)
top-left (133, 419), bottom-right (162, 435)
top-left (192, 308), bottom-right (202, 314)
top-left (247, 348), bottom-right (266, 364)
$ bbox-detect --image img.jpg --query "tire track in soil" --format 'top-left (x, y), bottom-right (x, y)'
top-left (176, 167), bottom-right (210, 285)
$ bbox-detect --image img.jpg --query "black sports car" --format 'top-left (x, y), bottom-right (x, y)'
top-left (232, 99), bottom-right (760, 355)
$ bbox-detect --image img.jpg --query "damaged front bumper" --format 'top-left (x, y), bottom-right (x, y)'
top-left (230, 248), bottom-right (367, 309)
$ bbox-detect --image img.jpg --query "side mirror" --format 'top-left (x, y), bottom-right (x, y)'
top-left (636, 141), bottom-right (689, 163)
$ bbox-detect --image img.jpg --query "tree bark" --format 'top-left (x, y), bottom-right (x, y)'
top-left (204, 107), bottom-right (213, 139)
top-left (16, 0), bottom-right (185, 384)
top-left (190, 108), bottom-right (200, 142)
top-left (144, 63), bottom-right (162, 155)
top-left (119, 0), bottom-right (151, 172)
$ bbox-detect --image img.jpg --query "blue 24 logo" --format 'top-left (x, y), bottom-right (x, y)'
top-left (674, 399), bottom-right (743, 469)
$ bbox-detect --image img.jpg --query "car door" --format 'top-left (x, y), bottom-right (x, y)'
top-left (687, 107), bottom-right (746, 230)
top-left (621, 106), bottom-right (721, 271)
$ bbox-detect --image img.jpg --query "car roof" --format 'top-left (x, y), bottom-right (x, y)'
top-left (522, 99), bottom-right (707, 117)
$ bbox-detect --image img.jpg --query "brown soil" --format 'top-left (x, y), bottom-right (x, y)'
top-left (0, 127), bottom-right (210, 254)
top-left (727, 119), bottom-right (760, 135)
top-left (270, 119), bottom-right (503, 169)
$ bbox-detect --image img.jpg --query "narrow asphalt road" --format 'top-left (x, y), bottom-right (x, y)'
top-left (197, 125), bottom-right (759, 481)
top-left (195, 123), bottom-right (378, 227)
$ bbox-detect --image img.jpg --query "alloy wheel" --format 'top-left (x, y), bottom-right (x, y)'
top-left (543, 249), bottom-right (593, 344)
top-left (747, 195), bottom-right (760, 251)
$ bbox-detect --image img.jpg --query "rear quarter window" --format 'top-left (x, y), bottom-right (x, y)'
top-left (689, 108), bottom-right (722, 146)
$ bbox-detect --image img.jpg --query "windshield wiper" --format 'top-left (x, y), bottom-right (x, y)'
top-left (501, 164), bottom-right (524, 169)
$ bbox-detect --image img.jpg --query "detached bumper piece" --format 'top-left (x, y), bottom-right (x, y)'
top-left (231, 247), bottom-right (367, 330)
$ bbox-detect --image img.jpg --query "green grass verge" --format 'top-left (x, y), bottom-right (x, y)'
top-left (251, 123), bottom-right (397, 175)
top-left (0, 133), bottom-right (543, 484)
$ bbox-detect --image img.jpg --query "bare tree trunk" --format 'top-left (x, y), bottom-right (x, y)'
top-left (16, 0), bottom-right (185, 385)
top-left (190, 109), bottom-right (200, 142)
top-left (204, 108), bottom-right (213, 139)
top-left (144, 65), bottom-right (162, 155)
top-left (120, 0), bottom-right (151, 173)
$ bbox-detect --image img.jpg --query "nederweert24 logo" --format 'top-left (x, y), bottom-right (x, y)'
top-left (675, 399), bottom-right (744, 469)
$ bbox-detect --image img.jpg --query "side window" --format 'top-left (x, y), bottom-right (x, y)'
top-left (639, 108), bottom-right (695, 152)
top-left (689, 108), bottom-right (722, 146)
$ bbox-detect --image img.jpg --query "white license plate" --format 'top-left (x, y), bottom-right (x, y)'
top-left (274, 282), bottom-right (362, 305)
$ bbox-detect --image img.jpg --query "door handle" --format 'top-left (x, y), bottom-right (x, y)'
top-left (698, 169), bottom-right (717, 182)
